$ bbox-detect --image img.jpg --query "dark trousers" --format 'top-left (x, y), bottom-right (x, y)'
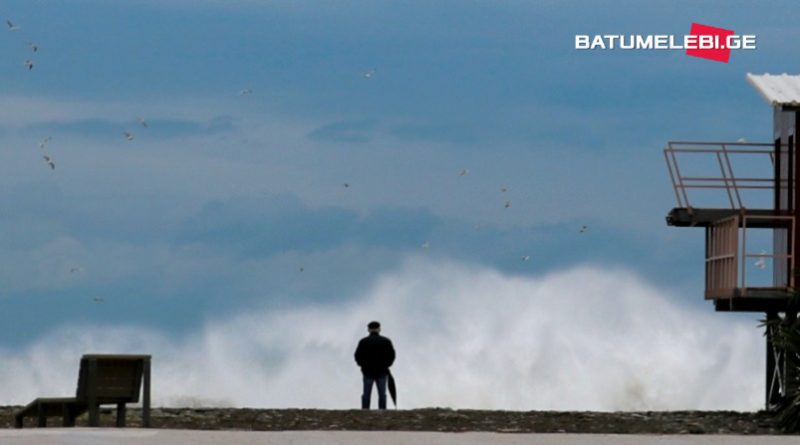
top-left (362, 375), bottom-right (387, 409)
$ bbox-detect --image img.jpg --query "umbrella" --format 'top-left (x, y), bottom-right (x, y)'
top-left (387, 371), bottom-right (397, 409)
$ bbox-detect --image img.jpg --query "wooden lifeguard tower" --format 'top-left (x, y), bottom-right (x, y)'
top-left (665, 73), bottom-right (800, 409)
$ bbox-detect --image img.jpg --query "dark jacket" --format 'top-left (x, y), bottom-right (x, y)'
top-left (354, 332), bottom-right (395, 377)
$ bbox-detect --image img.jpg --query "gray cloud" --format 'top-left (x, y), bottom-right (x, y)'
top-left (307, 119), bottom-right (377, 144)
top-left (174, 193), bottom-right (442, 256)
top-left (22, 115), bottom-right (238, 141)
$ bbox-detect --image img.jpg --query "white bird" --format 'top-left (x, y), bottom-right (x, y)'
top-left (24, 59), bottom-right (33, 70)
top-left (6, 20), bottom-right (19, 31)
top-left (362, 69), bottom-right (375, 79)
top-left (459, 169), bottom-right (469, 177)
top-left (137, 117), bottom-right (148, 128)
top-left (239, 88), bottom-right (253, 96)
top-left (500, 187), bottom-right (508, 193)
top-left (421, 241), bottom-right (430, 249)
top-left (755, 250), bottom-right (768, 270)
top-left (42, 155), bottom-right (55, 170)
top-left (504, 201), bottom-right (511, 209)
top-left (27, 42), bottom-right (38, 52)
top-left (522, 255), bottom-right (530, 261)
top-left (123, 131), bottom-right (134, 141)
top-left (70, 266), bottom-right (83, 273)
top-left (579, 225), bottom-right (588, 233)
top-left (39, 136), bottom-right (52, 149)
top-left (737, 138), bottom-right (747, 143)
top-left (93, 297), bottom-right (105, 303)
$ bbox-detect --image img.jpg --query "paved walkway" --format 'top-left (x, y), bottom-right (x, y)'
top-left (1, 430), bottom-right (800, 445)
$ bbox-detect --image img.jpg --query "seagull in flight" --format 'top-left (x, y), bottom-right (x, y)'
top-left (6, 20), bottom-right (19, 31)
top-left (93, 297), bottom-right (105, 303)
top-left (755, 250), bottom-right (768, 270)
top-left (27, 42), bottom-right (38, 52)
top-left (343, 183), bottom-right (350, 188)
top-left (123, 131), bottom-right (134, 141)
top-left (42, 155), bottom-right (55, 170)
top-left (39, 136), bottom-right (52, 149)
top-left (522, 255), bottom-right (530, 261)
top-left (362, 69), bottom-right (375, 79)
top-left (70, 266), bottom-right (83, 273)
top-left (579, 225), bottom-right (589, 233)
top-left (24, 59), bottom-right (33, 70)
top-left (137, 117), bottom-right (148, 128)
top-left (239, 88), bottom-right (253, 96)
top-left (500, 187), bottom-right (508, 193)
top-left (459, 169), bottom-right (469, 177)
top-left (504, 201), bottom-right (511, 209)
top-left (421, 240), bottom-right (430, 249)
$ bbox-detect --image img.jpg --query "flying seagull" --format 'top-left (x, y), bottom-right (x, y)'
top-left (504, 201), bottom-right (511, 209)
top-left (579, 225), bottom-right (588, 233)
top-left (500, 187), bottom-right (508, 193)
top-left (39, 136), bottom-right (52, 149)
top-left (421, 241), bottom-right (430, 249)
top-left (24, 59), bottom-right (33, 70)
top-left (362, 69), bottom-right (375, 79)
top-left (343, 183), bottom-right (350, 188)
top-left (755, 250), bottom-right (768, 270)
top-left (93, 297), bottom-right (105, 303)
top-left (27, 42), bottom-right (38, 52)
top-left (522, 255), bottom-right (530, 261)
top-left (70, 266), bottom-right (83, 273)
top-left (123, 131), bottom-right (134, 141)
top-left (137, 117), bottom-right (148, 128)
top-left (459, 169), bottom-right (469, 177)
top-left (6, 20), bottom-right (19, 31)
top-left (239, 88), bottom-right (253, 96)
top-left (42, 155), bottom-right (55, 170)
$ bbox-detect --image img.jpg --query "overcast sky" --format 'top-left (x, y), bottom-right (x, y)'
top-left (0, 0), bottom-right (796, 409)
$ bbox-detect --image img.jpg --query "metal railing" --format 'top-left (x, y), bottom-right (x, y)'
top-left (664, 141), bottom-right (777, 209)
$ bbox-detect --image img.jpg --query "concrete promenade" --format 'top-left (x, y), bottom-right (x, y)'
top-left (1, 429), bottom-right (800, 445)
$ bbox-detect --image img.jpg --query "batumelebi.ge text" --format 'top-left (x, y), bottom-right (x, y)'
top-left (575, 34), bottom-right (757, 50)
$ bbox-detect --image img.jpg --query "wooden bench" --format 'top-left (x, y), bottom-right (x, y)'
top-left (15, 354), bottom-right (151, 428)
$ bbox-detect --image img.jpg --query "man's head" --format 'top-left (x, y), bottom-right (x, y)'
top-left (367, 321), bottom-right (381, 333)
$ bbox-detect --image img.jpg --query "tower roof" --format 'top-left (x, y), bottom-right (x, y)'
top-left (747, 73), bottom-right (800, 106)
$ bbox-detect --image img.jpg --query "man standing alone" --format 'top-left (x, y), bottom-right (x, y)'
top-left (354, 321), bottom-right (395, 409)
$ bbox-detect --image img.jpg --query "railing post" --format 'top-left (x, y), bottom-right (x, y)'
top-left (664, 148), bottom-right (684, 208)
top-left (721, 143), bottom-right (745, 208)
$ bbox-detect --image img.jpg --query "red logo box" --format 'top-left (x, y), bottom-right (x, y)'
top-left (686, 23), bottom-right (734, 63)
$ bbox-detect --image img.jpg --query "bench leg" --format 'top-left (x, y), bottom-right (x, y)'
top-left (62, 405), bottom-right (75, 427)
top-left (88, 404), bottom-right (99, 427)
top-left (142, 357), bottom-right (151, 428)
top-left (116, 403), bottom-right (126, 427)
top-left (37, 411), bottom-right (46, 428)
top-left (88, 358), bottom-right (99, 427)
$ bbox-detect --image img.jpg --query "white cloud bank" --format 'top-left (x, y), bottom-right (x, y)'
top-left (0, 259), bottom-right (764, 411)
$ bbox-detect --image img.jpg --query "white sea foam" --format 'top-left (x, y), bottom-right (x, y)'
top-left (0, 258), bottom-right (764, 410)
